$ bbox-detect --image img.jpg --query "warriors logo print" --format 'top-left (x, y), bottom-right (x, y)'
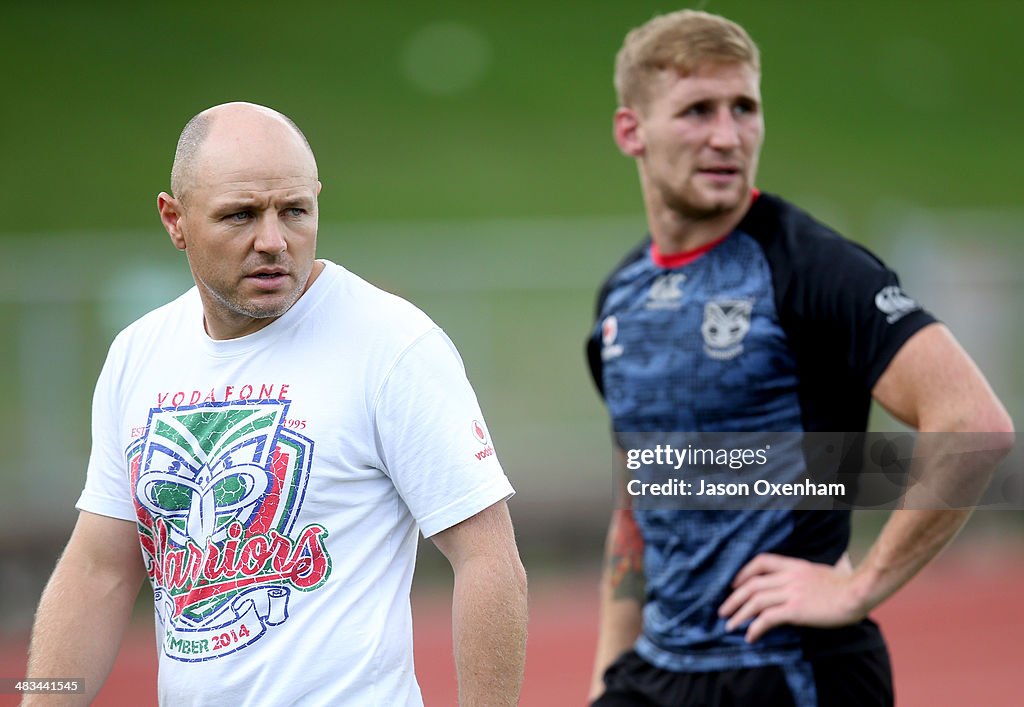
top-left (126, 399), bottom-right (330, 662)
top-left (702, 299), bottom-right (753, 360)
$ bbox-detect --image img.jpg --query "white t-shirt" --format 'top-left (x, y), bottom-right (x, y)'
top-left (77, 260), bottom-right (514, 706)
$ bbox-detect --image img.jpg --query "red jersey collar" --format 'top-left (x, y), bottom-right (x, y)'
top-left (649, 188), bottom-right (761, 269)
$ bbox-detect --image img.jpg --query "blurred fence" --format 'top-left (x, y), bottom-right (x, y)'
top-left (2, 209), bottom-right (1022, 630)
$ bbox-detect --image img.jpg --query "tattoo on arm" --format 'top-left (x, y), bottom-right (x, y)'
top-left (608, 509), bottom-right (645, 602)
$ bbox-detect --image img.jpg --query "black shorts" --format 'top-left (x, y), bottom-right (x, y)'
top-left (592, 647), bottom-right (893, 707)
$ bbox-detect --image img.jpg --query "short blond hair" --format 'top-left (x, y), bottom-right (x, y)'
top-left (614, 9), bottom-right (760, 109)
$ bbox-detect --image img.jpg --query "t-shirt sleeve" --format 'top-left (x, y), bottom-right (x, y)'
top-left (786, 235), bottom-right (937, 391)
top-left (76, 335), bottom-right (137, 521)
top-left (372, 328), bottom-right (515, 538)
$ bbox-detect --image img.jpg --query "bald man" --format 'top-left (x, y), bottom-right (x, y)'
top-left (24, 103), bottom-right (527, 706)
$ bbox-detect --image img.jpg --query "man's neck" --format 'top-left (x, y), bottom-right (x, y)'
top-left (646, 201), bottom-right (750, 255)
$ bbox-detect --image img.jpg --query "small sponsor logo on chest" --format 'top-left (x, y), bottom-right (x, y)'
top-left (601, 315), bottom-right (624, 360)
top-left (646, 273), bottom-right (686, 310)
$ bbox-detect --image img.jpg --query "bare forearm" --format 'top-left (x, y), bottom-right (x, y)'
top-left (451, 555), bottom-right (527, 706)
top-left (850, 508), bottom-right (970, 613)
top-left (590, 577), bottom-right (643, 700)
top-left (853, 428), bottom-right (1012, 612)
top-left (24, 558), bottom-right (142, 706)
top-left (24, 516), bottom-right (145, 707)
top-left (720, 431), bottom-right (1013, 643)
top-left (855, 324), bottom-right (1015, 611)
top-left (589, 509), bottom-right (644, 700)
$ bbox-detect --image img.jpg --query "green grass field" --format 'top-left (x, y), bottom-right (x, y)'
top-left (2, 1), bottom-right (1022, 235)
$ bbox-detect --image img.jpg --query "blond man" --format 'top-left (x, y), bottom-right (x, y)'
top-left (586, 10), bottom-right (1012, 706)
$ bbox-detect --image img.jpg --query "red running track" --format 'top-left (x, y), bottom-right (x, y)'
top-left (2, 548), bottom-right (1022, 706)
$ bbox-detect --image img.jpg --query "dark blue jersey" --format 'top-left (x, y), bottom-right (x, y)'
top-left (587, 192), bottom-right (936, 674)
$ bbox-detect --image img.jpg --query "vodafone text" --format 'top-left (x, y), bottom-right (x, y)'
top-left (155, 382), bottom-right (290, 407)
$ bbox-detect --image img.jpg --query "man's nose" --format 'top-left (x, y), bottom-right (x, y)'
top-left (254, 215), bottom-right (287, 253)
top-left (708, 108), bottom-right (741, 150)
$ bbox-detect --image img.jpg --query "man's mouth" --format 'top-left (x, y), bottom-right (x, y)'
top-left (248, 265), bottom-right (288, 278)
top-left (246, 269), bottom-right (289, 289)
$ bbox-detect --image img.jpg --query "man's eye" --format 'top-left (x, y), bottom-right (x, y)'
top-left (681, 103), bottom-right (711, 118)
top-left (733, 100), bottom-right (758, 116)
top-left (226, 211), bottom-right (252, 222)
top-left (286, 207), bottom-right (306, 217)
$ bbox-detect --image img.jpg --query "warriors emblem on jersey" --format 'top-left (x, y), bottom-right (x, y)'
top-left (127, 399), bottom-right (330, 662)
top-left (702, 299), bottom-right (753, 360)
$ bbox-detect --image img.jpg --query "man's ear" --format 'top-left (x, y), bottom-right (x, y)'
top-left (613, 107), bottom-right (645, 158)
top-left (157, 192), bottom-right (187, 251)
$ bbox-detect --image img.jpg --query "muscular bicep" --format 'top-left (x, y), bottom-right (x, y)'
top-left (872, 323), bottom-right (1011, 433)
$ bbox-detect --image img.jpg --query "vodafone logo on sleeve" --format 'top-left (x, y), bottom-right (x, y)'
top-left (471, 419), bottom-right (495, 461)
top-left (472, 419), bottom-right (488, 444)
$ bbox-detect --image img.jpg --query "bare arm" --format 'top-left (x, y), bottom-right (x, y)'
top-left (848, 324), bottom-right (1013, 609)
top-left (720, 324), bottom-right (1014, 642)
top-left (22, 510), bottom-right (144, 700)
top-left (431, 500), bottom-right (527, 707)
top-left (23, 511), bottom-right (145, 706)
top-left (589, 448), bottom-right (644, 702)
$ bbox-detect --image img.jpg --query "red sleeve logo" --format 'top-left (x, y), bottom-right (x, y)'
top-left (471, 420), bottom-right (495, 461)
top-left (472, 419), bottom-right (488, 445)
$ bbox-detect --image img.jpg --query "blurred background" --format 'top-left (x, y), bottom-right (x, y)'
top-left (1, 1), bottom-right (1022, 704)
